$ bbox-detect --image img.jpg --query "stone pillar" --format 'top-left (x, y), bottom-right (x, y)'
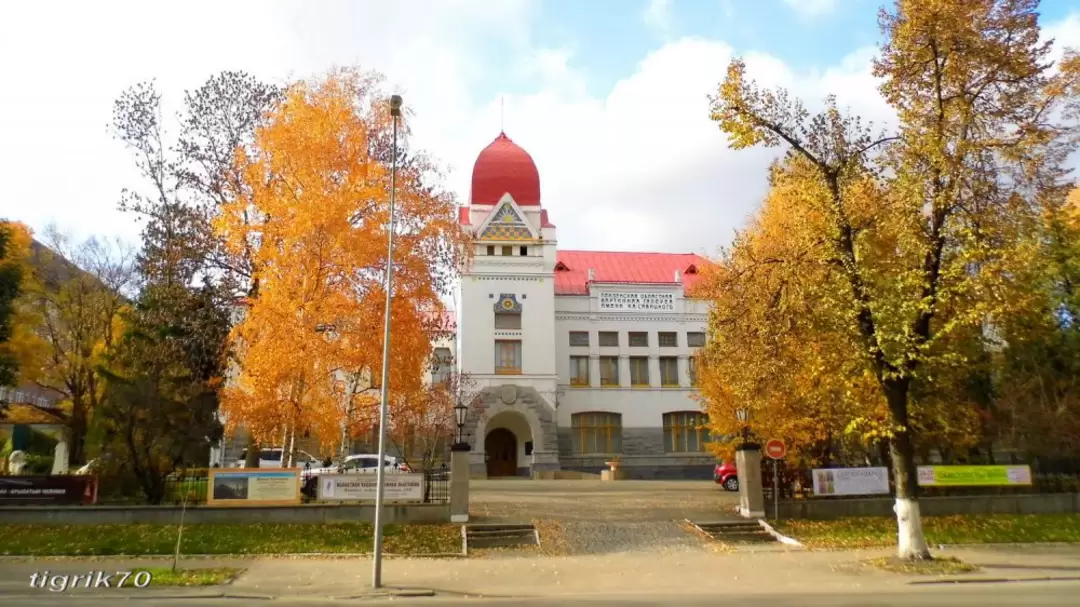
top-left (735, 444), bottom-right (765, 519)
top-left (450, 443), bottom-right (471, 523)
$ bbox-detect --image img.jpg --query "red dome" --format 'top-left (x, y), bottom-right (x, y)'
top-left (470, 132), bottom-right (540, 206)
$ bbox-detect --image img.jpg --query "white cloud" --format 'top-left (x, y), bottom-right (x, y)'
top-left (1, 1), bottom-right (1078, 260)
top-left (783, 0), bottom-right (838, 18)
top-left (643, 0), bottom-right (673, 34)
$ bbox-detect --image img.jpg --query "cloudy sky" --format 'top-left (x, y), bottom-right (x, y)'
top-left (1, 0), bottom-right (1078, 257)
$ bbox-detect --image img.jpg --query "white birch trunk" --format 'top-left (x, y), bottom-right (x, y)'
top-left (894, 497), bottom-right (932, 560)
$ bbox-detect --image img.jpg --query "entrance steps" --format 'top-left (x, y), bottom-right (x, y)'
top-left (689, 520), bottom-right (779, 545)
top-left (464, 523), bottom-right (539, 551)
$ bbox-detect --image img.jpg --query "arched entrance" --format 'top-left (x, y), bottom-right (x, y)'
top-left (485, 428), bottom-right (518, 477)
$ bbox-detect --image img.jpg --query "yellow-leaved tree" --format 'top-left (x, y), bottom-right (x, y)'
top-left (703, 0), bottom-right (1078, 560)
top-left (214, 68), bottom-right (467, 463)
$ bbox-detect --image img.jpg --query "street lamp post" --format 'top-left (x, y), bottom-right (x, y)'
top-left (453, 399), bottom-right (469, 448)
top-left (736, 407), bottom-right (750, 445)
top-left (372, 94), bottom-right (402, 590)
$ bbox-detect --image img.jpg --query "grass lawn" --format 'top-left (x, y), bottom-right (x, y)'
top-left (775, 514), bottom-right (1080, 549)
top-left (0, 523), bottom-right (461, 556)
top-left (133, 567), bottom-right (243, 586)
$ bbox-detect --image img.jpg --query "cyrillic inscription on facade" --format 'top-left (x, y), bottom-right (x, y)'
top-left (597, 292), bottom-right (675, 312)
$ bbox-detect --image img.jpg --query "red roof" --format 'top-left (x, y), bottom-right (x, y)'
top-left (458, 206), bottom-right (471, 225)
top-left (554, 251), bottom-right (708, 296)
top-left (540, 209), bottom-right (555, 228)
top-left (470, 132), bottom-right (541, 206)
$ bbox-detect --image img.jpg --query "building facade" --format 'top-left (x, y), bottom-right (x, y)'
top-left (457, 133), bottom-right (715, 479)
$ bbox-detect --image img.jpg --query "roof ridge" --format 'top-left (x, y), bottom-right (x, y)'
top-left (557, 250), bottom-right (703, 256)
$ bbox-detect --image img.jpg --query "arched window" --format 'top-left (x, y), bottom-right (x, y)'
top-left (663, 411), bottom-right (710, 453)
top-left (571, 412), bottom-right (622, 454)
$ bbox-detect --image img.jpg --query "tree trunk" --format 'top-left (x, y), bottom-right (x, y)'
top-left (884, 379), bottom-right (932, 560)
top-left (68, 395), bottom-right (87, 466)
top-left (244, 434), bottom-right (259, 468)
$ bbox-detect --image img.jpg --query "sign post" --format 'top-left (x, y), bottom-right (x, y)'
top-left (764, 439), bottom-right (786, 520)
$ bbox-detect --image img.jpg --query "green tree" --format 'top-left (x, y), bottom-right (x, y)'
top-left (98, 281), bottom-right (228, 503)
top-left (706, 0), bottom-right (1078, 560)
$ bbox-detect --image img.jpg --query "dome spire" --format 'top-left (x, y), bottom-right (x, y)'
top-left (469, 132), bottom-right (541, 206)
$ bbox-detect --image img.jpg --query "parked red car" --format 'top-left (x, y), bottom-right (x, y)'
top-left (714, 460), bottom-right (739, 491)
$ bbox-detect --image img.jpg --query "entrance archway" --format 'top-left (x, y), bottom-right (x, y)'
top-left (485, 428), bottom-right (518, 477)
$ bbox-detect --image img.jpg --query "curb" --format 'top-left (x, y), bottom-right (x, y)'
top-left (0, 589), bottom-right (442, 600)
top-left (909, 576), bottom-right (1080, 586)
top-left (757, 520), bottom-right (804, 548)
top-left (334, 588), bottom-right (437, 599)
top-left (0, 552), bottom-right (466, 562)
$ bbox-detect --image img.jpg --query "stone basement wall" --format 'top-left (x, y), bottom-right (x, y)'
top-left (557, 427), bottom-right (714, 480)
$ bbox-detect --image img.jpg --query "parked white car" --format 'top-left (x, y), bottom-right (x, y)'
top-left (306, 454), bottom-right (409, 476)
top-left (232, 447), bottom-right (319, 469)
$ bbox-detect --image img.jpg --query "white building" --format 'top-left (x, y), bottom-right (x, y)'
top-left (456, 133), bottom-right (714, 479)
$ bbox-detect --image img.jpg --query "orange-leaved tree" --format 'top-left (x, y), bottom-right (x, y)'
top-left (214, 68), bottom-right (468, 464)
top-left (706, 0), bottom-right (1077, 560)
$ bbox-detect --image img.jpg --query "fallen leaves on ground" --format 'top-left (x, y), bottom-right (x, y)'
top-left (0, 524), bottom-right (462, 556)
top-left (866, 556), bottom-right (980, 576)
top-left (533, 519), bottom-right (571, 556)
top-left (775, 514), bottom-right (1080, 549)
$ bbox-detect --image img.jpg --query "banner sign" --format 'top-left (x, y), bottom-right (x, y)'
top-left (812, 467), bottom-right (890, 497)
top-left (597, 292), bottom-right (675, 313)
top-left (208, 469), bottom-right (301, 506)
top-left (316, 473), bottom-right (424, 503)
top-left (0, 475), bottom-right (99, 505)
top-left (917, 465), bottom-right (1032, 487)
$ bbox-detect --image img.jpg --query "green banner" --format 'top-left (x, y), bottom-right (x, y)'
top-left (917, 465), bottom-right (1032, 487)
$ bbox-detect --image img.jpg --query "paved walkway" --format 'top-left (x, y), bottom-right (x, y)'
top-left (4, 545), bottom-right (1078, 600)
top-left (470, 479), bottom-right (740, 523)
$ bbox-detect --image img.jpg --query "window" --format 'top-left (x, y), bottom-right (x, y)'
top-left (658, 332), bottom-right (678, 347)
top-left (494, 340), bottom-right (522, 374)
top-left (571, 412), bottom-right (622, 454)
top-left (569, 331), bottom-right (590, 347)
top-left (687, 332), bottom-right (706, 347)
top-left (659, 357), bottom-right (678, 386)
top-left (486, 245), bottom-right (495, 256)
top-left (432, 347), bottom-right (453, 385)
top-left (663, 412), bottom-right (711, 453)
top-left (688, 356), bottom-right (698, 386)
top-left (629, 356), bottom-right (649, 386)
top-left (519, 245), bottom-right (528, 256)
top-left (569, 356), bottom-right (590, 386)
top-left (628, 332), bottom-right (648, 347)
top-left (598, 331), bottom-right (619, 347)
top-left (501, 245), bottom-right (513, 256)
top-left (599, 356), bottom-right (619, 386)
top-left (494, 312), bottom-right (522, 330)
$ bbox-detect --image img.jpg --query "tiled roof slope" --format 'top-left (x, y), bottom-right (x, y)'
top-left (553, 250), bottom-right (709, 296)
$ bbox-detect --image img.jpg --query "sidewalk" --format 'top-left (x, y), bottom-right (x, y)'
top-left (1, 545), bottom-right (1078, 600)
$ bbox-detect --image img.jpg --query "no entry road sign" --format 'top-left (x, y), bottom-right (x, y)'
top-left (765, 439), bottom-right (787, 460)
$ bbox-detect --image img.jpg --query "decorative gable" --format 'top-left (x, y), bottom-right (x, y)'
top-left (479, 199), bottom-right (535, 241)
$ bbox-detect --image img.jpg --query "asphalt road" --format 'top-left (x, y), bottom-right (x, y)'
top-left (3, 581), bottom-right (1079, 606)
